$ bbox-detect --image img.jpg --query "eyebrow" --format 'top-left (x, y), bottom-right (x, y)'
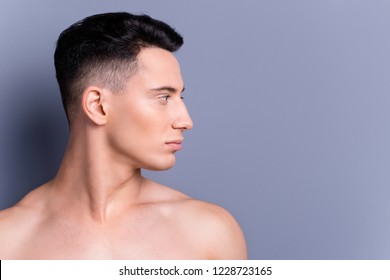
top-left (150, 86), bottom-right (185, 93)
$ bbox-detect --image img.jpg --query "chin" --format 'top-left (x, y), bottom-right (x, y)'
top-left (142, 156), bottom-right (176, 171)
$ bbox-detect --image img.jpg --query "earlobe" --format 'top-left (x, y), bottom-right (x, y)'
top-left (81, 86), bottom-right (107, 125)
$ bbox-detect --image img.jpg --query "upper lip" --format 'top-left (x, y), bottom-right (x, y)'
top-left (166, 138), bottom-right (183, 144)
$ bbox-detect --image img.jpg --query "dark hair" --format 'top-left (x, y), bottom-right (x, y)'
top-left (54, 12), bottom-right (183, 124)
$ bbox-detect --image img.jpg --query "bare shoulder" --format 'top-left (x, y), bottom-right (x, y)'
top-left (143, 180), bottom-right (247, 259)
top-left (0, 186), bottom-right (48, 259)
top-left (0, 194), bottom-right (40, 232)
top-left (176, 199), bottom-right (247, 259)
top-left (0, 205), bottom-right (33, 258)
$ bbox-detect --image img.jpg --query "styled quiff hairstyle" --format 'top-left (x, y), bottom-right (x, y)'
top-left (54, 12), bottom-right (183, 124)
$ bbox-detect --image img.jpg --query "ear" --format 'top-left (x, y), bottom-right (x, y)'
top-left (81, 86), bottom-right (108, 125)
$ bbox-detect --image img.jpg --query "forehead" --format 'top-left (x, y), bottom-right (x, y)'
top-left (134, 47), bottom-right (183, 89)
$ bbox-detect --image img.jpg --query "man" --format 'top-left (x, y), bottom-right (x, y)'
top-left (0, 12), bottom-right (247, 259)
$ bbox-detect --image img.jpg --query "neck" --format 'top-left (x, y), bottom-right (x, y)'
top-left (52, 127), bottom-right (145, 223)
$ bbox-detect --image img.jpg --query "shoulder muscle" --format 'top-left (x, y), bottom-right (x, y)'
top-left (178, 200), bottom-right (247, 259)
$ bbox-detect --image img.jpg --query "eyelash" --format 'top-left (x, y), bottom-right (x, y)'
top-left (160, 95), bottom-right (184, 102)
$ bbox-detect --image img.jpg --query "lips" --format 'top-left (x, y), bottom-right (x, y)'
top-left (166, 139), bottom-right (183, 151)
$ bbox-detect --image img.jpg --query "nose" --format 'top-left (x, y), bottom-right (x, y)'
top-left (172, 103), bottom-right (193, 131)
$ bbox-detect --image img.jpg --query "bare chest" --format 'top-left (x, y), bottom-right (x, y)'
top-left (10, 216), bottom-right (203, 259)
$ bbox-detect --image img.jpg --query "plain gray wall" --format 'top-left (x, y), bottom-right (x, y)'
top-left (1, 0), bottom-right (390, 259)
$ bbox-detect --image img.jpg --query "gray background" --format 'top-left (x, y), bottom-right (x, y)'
top-left (1, 0), bottom-right (390, 259)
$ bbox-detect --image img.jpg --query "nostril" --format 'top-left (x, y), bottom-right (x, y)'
top-left (184, 121), bottom-right (193, 131)
top-left (171, 118), bottom-right (193, 130)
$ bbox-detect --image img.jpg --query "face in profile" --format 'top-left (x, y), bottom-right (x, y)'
top-left (105, 47), bottom-right (193, 171)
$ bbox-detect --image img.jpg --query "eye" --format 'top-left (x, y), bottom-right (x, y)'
top-left (159, 95), bottom-right (171, 103)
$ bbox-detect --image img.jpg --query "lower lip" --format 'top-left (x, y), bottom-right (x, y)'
top-left (166, 143), bottom-right (182, 151)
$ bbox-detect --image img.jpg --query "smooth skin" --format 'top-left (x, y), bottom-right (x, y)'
top-left (0, 47), bottom-right (247, 259)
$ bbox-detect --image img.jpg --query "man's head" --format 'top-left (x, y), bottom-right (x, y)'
top-left (54, 12), bottom-right (183, 124)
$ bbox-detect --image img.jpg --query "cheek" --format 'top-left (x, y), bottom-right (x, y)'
top-left (108, 114), bottom-right (176, 170)
top-left (110, 112), bottom-right (148, 147)
top-left (127, 106), bottom-right (166, 138)
top-left (107, 102), bottom-right (166, 152)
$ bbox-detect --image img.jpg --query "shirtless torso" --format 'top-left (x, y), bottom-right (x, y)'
top-left (0, 179), bottom-right (246, 259)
